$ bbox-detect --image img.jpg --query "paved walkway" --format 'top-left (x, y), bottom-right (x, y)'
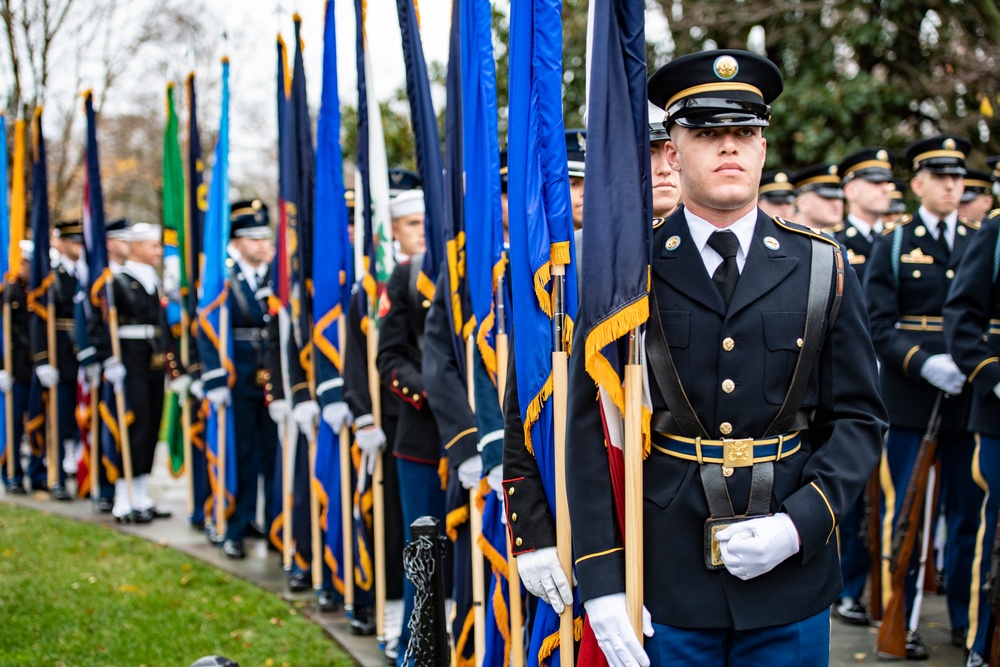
top-left (1, 448), bottom-right (969, 667)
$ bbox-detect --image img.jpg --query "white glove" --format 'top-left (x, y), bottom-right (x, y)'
top-left (920, 354), bottom-right (966, 395)
top-left (486, 465), bottom-right (504, 504)
top-left (103, 358), bottom-right (126, 390)
top-left (457, 456), bottom-right (483, 490)
top-left (362, 450), bottom-right (378, 476)
top-left (517, 546), bottom-right (574, 613)
top-left (355, 425), bottom-right (387, 454)
top-left (293, 400), bottom-right (320, 442)
top-left (168, 374), bottom-right (192, 396)
top-left (717, 513), bottom-right (800, 581)
top-left (206, 386), bottom-right (231, 408)
top-left (268, 399), bottom-right (290, 426)
top-left (322, 402), bottom-right (353, 433)
top-left (584, 592), bottom-right (653, 667)
top-left (0, 370), bottom-right (11, 393)
top-left (36, 363), bottom-right (59, 388)
top-left (83, 363), bottom-right (101, 389)
top-left (190, 379), bottom-right (204, 401)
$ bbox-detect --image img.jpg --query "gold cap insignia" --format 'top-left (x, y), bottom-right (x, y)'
top-left (763, 236), bottom-right (780, 250)
top-left (713, 55), bottom-right (739, 81)
top-left (577, 131), bottom-right (587, 153)
top-left (914, 225), bottom-right (926, 237)
top-left (943, 138), bottom-right (956, 150)
top-left (876, 149), bottom-right (889, 161)
top-left (775, 172), bottom-right (788, 183)
top-left (828, 165), bottom-right (838, 175)
top-left (665, 235), bottom-right (681, 251)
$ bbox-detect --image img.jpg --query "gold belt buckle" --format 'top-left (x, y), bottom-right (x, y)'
top-left (721, 438), bottom-right (754, 477)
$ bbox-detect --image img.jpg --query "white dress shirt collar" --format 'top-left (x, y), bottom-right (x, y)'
top-left (685, 206), bottom-right (758, 275)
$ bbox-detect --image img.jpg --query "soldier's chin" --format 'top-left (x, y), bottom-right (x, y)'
top-left (706, 185), bottom-right (756, 212)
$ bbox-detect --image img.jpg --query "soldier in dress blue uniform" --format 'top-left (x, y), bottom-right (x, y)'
top-left (30, 220), bottom-right (85, 501)
top-left (886, 179), bottom-right (910, 227)
top-left (830, 147), bottom-right (895, 626)
top-left (200, 200), bottom-right (279, 560)
top-left (567, 129), bottom-right (586, 231)
top-left (866, 134), bottom-right (983, 658)
top-left (1, 241), bottom-right (35, 494)
top-left (566, 50), bottom-right (886, 667)
top-left (958, 168), bottom-right (995, 226)
top-left (834, 147), bottom-right (895, 285)
top-left (791, 163), bottom-right (844, 233)
top-left (87, 223), bottom-right (180, 522)
top-left (756, 170), bottom-right (796, 220)
top-left (943, 206), bottom-right (1000, 667)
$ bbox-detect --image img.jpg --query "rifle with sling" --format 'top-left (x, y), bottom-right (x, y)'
top-left (876, 392), bottom-right (944, 659)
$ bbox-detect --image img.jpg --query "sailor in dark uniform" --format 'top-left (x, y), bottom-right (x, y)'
top-left (866, 135), bottom-right (982, 657)
top-left (834, 147), bottom-right (895, 285)
top-left (958, 168), bottom-right (995, 226)
top-left (30, 219), bottom-right (85, 500)
top-left (88, 223), bottom-right (179, 521)
top-left (566, 50), bottom-right (886, 666)
top-left (757, 170), bottom-right (796, 220)
top-left (200, 200), bottom-right (279, 559)
top-left (790, 163), bottom-right (844, 233)
top-left (830, 147), bottom-right (895, 625)
top-left (943, 206), bottom-right (1000, 667)
top-left (1, 241), bottom-right (35, 494)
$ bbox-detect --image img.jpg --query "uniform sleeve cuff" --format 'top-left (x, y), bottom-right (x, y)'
top-left (781, 481), bottom-right (837, 564)
top-left (574, 548), bottom-right (626, 604)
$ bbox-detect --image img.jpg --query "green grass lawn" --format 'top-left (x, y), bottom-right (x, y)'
top-left (0, 502), bottom-right (354, 667)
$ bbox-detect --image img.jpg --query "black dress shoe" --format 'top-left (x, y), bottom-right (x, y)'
top-left (144, 506), bottom-right (172, 519)
top-left (222, 540), bottom-right (245, 559)
top-left (114, 512), bottom-right (135, 524)
top-left (906, 631), bottom-right (930, 661)
top-left (952, 626), bottom-right (969, 648)
top-left (31, 481), bottom-right (49, 493)
top-left (317, 590), bottom-right (339, 613)
top-left (95, 498), bottom-right (114, 513)
top-left (349, 605), bottom-right (376, 635)
top-left (287, 570), bottom-right (311, 592)
top-left (190, 519), bottom-right (206, 530)
top-left (6, 482), bottom-right (27, 495)
top-left (246, 521), bottom-right (267, 540)
top-left (51, 485), bottom-right (72, 501)
top-left (132, 509), bottom-right (154, 524)
top-left (832, 597), bottom-right (870, 626)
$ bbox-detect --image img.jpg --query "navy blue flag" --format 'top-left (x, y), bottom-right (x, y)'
top-left (187, 73), bottom-right (205, 309)
top-left (395, 0), bottom-right (446, 303)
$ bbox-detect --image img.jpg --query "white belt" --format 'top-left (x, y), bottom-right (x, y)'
top-left (118, 324), bottom-right (160, 340)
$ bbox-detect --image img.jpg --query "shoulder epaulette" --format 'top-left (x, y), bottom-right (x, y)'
top-left (960, 216), bottom-right (981, 231)
top-left (830, 222), bottom-right (845, 234)
top-left (881, 214), bottom-right (912, 235)
top-left (773, 216), bottom-right (840, 248)
top-left (652, 217), bottom-right (665, 229)
top-left (989, 208), bottom-right (1000, 220)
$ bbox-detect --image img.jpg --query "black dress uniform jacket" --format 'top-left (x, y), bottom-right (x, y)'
top-left (30, 263), bottom-right (79, 379)
top-left (5, 279), bottom-right (33, 383)
top-left (944, 209), bottom-right (1000, 438)
top-left (376, 258), bottom-right (441, 464)
top-left (833, 219), bottom-right (876, 284)
top-left (865, 212), bottom-right (978, 433)
top-left (566, 208), bottom-right (886, 631)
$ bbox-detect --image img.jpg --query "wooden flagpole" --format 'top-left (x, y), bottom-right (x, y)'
top-left (339, 315), bottom-right (355, 616)
top-left (467, 335), bottom-right (487, 667)
top-left (107, 304), bottom-right (134, 509)
top-left (180, 309), bottom-right (194, 517)
top-left (367, 310), bottom-right (387, 654)
top-left (215, 298), bottom-right (229, 538)
top-left (624, 327), bottom-right (643, 638)
top-left (45, 292), bottom-right (58, 490)
top-left (4, 288), bottom-right (15, 482)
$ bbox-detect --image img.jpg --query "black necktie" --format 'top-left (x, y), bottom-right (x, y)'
top-left (707, 231), bottom-right (740, 308)
top-left (932, 219), bottom-right (950, 257)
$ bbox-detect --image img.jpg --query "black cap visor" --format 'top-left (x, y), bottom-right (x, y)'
top-left (667, 97), bottom-right (771, 129)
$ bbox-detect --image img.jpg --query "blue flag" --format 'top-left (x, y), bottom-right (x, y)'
top-left (506, 0), bottom-right (579, 662)
top-left (197, 58), bottom-right (236, 521)
top-left (0, 113), bottom-right (7, 472)
top-left (82, 92), bottom-right (110, 318)
top-left (394, 0), bottom-right (446, 303)
top-left (187, 73), bottom-right (206, 312)
top-left (312, 0), bottom-right (350, 596)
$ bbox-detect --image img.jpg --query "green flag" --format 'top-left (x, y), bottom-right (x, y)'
top-left (162, 82), bottom-right (187, 478)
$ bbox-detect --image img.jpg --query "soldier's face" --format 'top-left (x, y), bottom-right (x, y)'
top-left (958, 193), bottom-right (994, 224)
top-left (794, 192), bottom-right (843, 230)
top-left (844, 178), bottom-right (891, 218)
top-left (131, 239), bottom-right (163, 266)
top-left (60, 240), bottom-right (82, 262)
top-left (107, 238), bottom-right (130, 264)
top-left (650, 140), bottom-right (681, 217)
top-left (501, 193), bottom-right (509, 238)
top-left (393, 213), bottom-right (425, 257)
top-left (232, 237), bottom-right (271, 265)
top-left (757, 198), bottom-right (795, 220)
top-left (666, 126), bottom-right (765, 218)
top-left (569, 177), bottom-right (584, 230)
top-left (18, 259), bottom-right (29, 282)
top-left (911, 171), bottom-right (963, 218)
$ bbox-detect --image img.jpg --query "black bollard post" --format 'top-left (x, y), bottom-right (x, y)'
top-left (402, 515), bottom-right (449, 667)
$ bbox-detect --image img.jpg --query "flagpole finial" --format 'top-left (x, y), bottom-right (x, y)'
top-left (222, 56), bottom-right (230, 66)
top-left (292, 12), bottom-right (302, 23)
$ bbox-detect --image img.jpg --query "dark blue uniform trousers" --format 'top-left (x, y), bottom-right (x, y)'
top-left (395, 456), bottom-right (449, 667)
top-left (226, 382), bottom-right (277, 543)
top-left (646, 609), bottom-right (830, 665)
top-left (881, 427), bottom-right (981, 631)
top-left (967, 434), bottom-right (1000, 656)
top-left (28, 381), bottom-right (76, 487)
top-left (1, 382), bottom-right (28, 486)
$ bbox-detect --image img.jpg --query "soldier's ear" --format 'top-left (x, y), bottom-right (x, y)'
top-left (665, 139), bottom-right (682, 172)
